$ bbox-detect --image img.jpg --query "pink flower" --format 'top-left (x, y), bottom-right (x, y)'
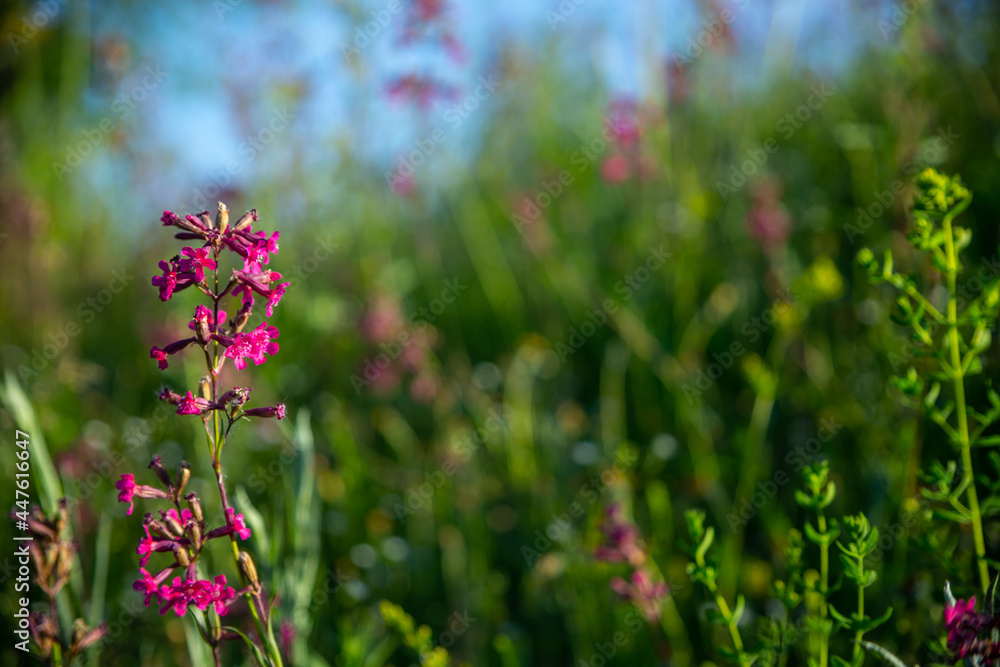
top-left (176, 391), bottom-right (202, 416)
top-left (116, 474), bottom-right (136, 515)
top-left (151, 260), bottom-right (179, 301)
top-left (224, 321), bottom-right (280, 370)
top-left (133, 567), bottom-right (166, 606)
top-left (209, 575), bottom-right (236, 616)
top-left (159, 577), bottom-right (199, 616)
top-left (227, 507), bottom-right (252, 540)
top-left (256, 231), bottom-right (280, 262)
top-left (180, 246), bottom-right (217, 282)
top-left (150, 346), bottom-right (169, 370)
top-left (265, 281), bottom-right (289, 317)
top-left (594, 503), bottom-right (646, 566)
top-left (610, 569), bottom-right (669, 622)
top-left (600, 154), bottom-right (631, 184)
top-left (137, 525), bottom-right (156, 567)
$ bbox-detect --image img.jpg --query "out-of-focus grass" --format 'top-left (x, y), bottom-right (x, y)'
top-left (2, 1), bottom-right (1000, 665)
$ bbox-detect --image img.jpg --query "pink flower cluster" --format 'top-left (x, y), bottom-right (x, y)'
top-left (599, 100), bottom-right (659, 185)
top-left (149, 205), bottom-right (286, 422)
top-left (135, 570), bottom-right (236, 617)
top-left (116, 457), bottom-right (254, 619)
top-left (944, 588), bottom-right (1000, 662)
top-left (595, 503), bottom-right (669, 622)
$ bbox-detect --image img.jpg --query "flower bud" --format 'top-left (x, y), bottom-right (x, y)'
top-left (185, 493), bottom-right (204, 524)
top-left (233, 208), bottom-right (258, 231)
top-left (148, 455), bottom-right (174, 490)
top-left (173, 544), bottom-right (191, 568)
top-left (176, 461), bottom-right (191, 497)
top-left (161, 512), bottom-right (184, 538)
top-left (232, 301), bottom-right (253, 333)
top-left (187, 521), bottom-right (202, 548)
top-left (244, 404), bottom-right (286, 420)
top-left (216, 202), bottom-right (229, 234)
top-left (199, 376), bottom-right (212, 401)
top-left (238, 551), bottom-right (260, 589)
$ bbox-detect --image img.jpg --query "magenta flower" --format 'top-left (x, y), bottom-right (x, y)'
top-left (209, 575), bottom-right (236, 616)
top-left (265, 281), bottom-right (289, 317)
top-left (943, 590), bottom-right (999, 661)
top-left (116, 474), bottom-right (136, 515)
top-left (227, 507), bottom-right (252, 540)
top-left (180, 246), bottom-right (217, 282)
top-left (151, 260), bottom-right (179, 301)
top-left (137, 525), bottom-right (156, 567)
top-left (255, 230), bottom-right (280, 262)
top-left (176, 391), bottom-right (202, 416)
top-left (133, 567), bottom-right (173, 606)
top-left (150, 347), bottom-right (169, 370)
top-left (224, 321), bottom-right (280, 370)
top-left (159, 577), bottom-right (198, 616)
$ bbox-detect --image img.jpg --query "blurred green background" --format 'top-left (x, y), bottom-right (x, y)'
top-left (2, 0), bottom-right (1000, 665)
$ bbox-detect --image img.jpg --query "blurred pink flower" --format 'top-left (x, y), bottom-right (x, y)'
top-left (601, 154), bottom-right (632, 184)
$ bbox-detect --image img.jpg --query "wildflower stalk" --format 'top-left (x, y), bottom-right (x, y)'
top-left (829, 514), bottom-right (891, 667)
top-left (684, 510), bottom-right (751, 667)
top-left (941, 211), bottom-right (990, 594)
top-left (858, 169), bottom-right (992, 595)
top-left (796, 461), bottom-right (838, 667)
top-left (122, 204), bottom-right (289, 666)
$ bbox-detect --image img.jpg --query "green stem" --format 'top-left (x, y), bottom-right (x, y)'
top-left (853, 555), bottom-right (864, 665)
top-left (943, 215), bottom-right (990, 594)
top-left (818, 512), bottom-right (829, 667)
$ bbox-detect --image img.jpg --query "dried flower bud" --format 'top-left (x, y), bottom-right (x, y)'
top-left (238, 551), bottom-right (260, 589)
top-left (244, 404), bottom-right (286, 420)
top-left (185, 493), bottom-right (204, 524)
top-left (231, 301), bottom-right (253, 334)
top-left (159, 511), bottom-right (185, 538)
top-left (233, 208), bottom-right (258, 231)
top-left (199, 376), bottom-right (212, 401)
top-left (148, 455), bottom-right (174, 490)
top-left (187, 521), bottom-right (202, 547)
top-left (176, 461), bottom-right (191, 497)
top-left (216, 202), bottom-right (229, 234)
top-left (71, 620), bottom-right (106, 655)
top-left (173, 544), bottom-right (191, 568)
